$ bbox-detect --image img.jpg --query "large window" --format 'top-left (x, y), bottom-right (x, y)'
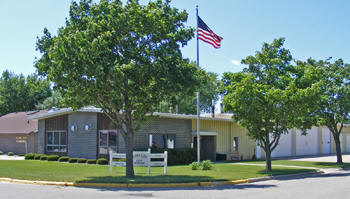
top-left (46, 131), bottom-right (67, 152)
top-left (149, 134), bottom-right (175, 149)
top-left (99, 130), bottom-right (118, 154)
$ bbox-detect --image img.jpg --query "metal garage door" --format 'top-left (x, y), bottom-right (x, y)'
top-left (322, 128), bottom-right (331, 155)
top-left (296, 127), bottom-right (320, 156)
top-left (271, 130), bottom-right (294, 158)
top-left (341, 134), bottom-right (344, 153)
top-left (346, 134), bottom-right (350, 153)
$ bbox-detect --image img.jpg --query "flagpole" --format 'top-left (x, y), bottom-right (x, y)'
top-left (196, 5), bottom-right (200, 164)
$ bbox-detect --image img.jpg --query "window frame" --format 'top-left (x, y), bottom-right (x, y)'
top-left (149, 133), bottom-right (175, 149)
top-left (233, 136), bottom-right (239, 151)
top-left (46, 130), bottom-right (68, 153)
top-left (98, 130), bottom-right (118, 154)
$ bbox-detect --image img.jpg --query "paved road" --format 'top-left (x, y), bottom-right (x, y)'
top-left (1, 169), bottom-right (350, 199)
top-left (286, 154), bottom-right (350, 163)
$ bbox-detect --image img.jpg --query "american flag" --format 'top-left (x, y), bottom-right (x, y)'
top-left (197, 16), bottom-right (223, 49)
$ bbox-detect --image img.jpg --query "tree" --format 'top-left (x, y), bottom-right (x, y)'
top-left (158, 68), bottom-right (219, 114)
top-left (35, 0), bottom-right (199, 178)
top-left (0, 70), bottom-right (51, 116)
top-left (299, 58), bottom-right (350, 164)
top-left (220, 38), bottom-right (319, 171)
top-left (36, 91), bottom-right (63, 110)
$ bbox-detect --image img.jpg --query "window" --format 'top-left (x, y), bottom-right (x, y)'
top-left (99, 130), bottom-right (118, 154)
top-left (46, 131), bottom-right (67, 152)
top-left (149, 134), bottom-right (175, 149)
top-left (233, 137), bottom-right (239, 151)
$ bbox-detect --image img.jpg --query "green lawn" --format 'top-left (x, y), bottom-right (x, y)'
top-left (241, 160), bottom-right (350, 169)
top-left (0, 160), bottom-right (316, 183)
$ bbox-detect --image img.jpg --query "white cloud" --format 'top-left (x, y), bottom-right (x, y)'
top-left (231, 59), bottom-right (241, 66)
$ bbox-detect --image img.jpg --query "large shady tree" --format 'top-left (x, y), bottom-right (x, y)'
top-left (299, 58), bottom-right (350, 164)
top-left (35, 0), bottom-right (200, 178)
top-left (220, 38), bottom-right (320, 171)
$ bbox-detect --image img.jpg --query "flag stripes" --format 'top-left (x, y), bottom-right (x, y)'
top-left (197, 16), bottom-right (223, 49)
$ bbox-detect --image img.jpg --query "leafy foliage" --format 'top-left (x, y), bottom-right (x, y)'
top-left (298, 58), bottom-right (350, 163)
top-left (24, 153), bottom-right (34, 160)
top-left (200, 160), bottom-right (213, 170)
top-left (0, 70), bottom-right (52, 116)
top-left (58, 156), bottom-right (69, 162)
top-left (36, 91), bottom-right (63, 110)
top-left (87, 159), bottom-right (97, 164)
top-left (47, 155), bottom-right (60, 161)
top-left (35, 0), bottom-right (199, 178)
top-left (77, 158), bottom-right (87, 163)
top-left (68, 158), bottom-right (79, 163)
top-left (158, 69), bottom-right (220, 114)
top-left (220, 38), bottom-right (320, 171)
top-left (97, 158), bottom-right (108, 165)
top-left (40, 155), bottom-right (48, 160)
top-left (190, 161), bottom-right (200, 170)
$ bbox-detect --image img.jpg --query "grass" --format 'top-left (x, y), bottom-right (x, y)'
top-left (0, 160), bottom-right (315, 183)
top-left (239, 160), bottom-right (350, 169)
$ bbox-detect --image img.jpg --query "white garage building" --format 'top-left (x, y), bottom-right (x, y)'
top-left (257, 125), bottom-right (350, 159)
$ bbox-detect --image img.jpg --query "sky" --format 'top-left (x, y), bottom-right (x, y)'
top-left (1, 0), bottom-right (350, 78)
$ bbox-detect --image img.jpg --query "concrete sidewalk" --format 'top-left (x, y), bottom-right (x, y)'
top-left (0, 155), bottom-right (24, 160)
top-left (280, 154), bottom-right (350, 163)
top-left (232, 162), bottom-right (320, 170)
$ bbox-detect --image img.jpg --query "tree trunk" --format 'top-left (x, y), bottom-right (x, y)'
top-left (264, 133), bottom-right (272, 172)
top-left (265, 147), bottom-right (272, 172)
top-left (333, 134), bottom-right (343, 164)
top-left (125, 132), bottom-right (135, 178)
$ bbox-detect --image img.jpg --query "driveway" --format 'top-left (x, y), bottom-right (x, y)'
top-left (283, 154), bottom-right (350, 163)
top-left (0, 155), bottom-right (24, 160)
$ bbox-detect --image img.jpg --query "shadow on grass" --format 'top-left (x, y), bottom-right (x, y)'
top-left (256, 168), bottom-right (317, 176)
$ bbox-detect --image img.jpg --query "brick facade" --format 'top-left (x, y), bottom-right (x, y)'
top-left (37, 113), bottom-right (192, 159)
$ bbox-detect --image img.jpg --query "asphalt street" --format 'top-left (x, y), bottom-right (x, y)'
top-left (1, 169), bottom-right (350, 199)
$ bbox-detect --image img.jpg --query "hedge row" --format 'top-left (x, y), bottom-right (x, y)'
top-left (148, 148), bottom-right (197, 165)
top-left (24, 153), bottom-right (108, 165)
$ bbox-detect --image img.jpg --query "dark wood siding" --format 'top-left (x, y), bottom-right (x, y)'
top-left (45, 115), bottom-right (68, 131)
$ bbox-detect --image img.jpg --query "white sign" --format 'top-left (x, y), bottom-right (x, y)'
top-left (133, 151), bottom-right (149, 166)
top-left (109, 148), bottom-right (168, 174)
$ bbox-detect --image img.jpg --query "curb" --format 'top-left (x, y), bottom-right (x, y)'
top-left (0, 171), bottom-right (321, 188)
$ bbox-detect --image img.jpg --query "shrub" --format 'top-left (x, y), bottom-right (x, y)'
top-left (77, 158), bottom-right (87, 163)
top-left (97, 158), bottom-right (108, 165)
top-left (0, 151), bottom-right (3, 155)
top-left (58, 156), bottom-right (69, 162)
top-left (18, 154), bottom-right (25, 156)
top-left (87, 159), bottom-right (97, 164)
top-left (149, 148), bottom-right (197, 165)
top-left (7, 152), bottom-right (14, 156)
top-left (47, 155), bottom-right (59, 161)
top-left (34, 154), bottom-right (43, 160)
top-left (200, 160), bottom-right (213, 170)
top-left (190, 161), bottom-right (200, 170)
top-left (40, 155), bottom-right (48, 160)
top-left (24, 153), bottom-right (34, 160)
top-left (68, 158), bottom-right (79, 163)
